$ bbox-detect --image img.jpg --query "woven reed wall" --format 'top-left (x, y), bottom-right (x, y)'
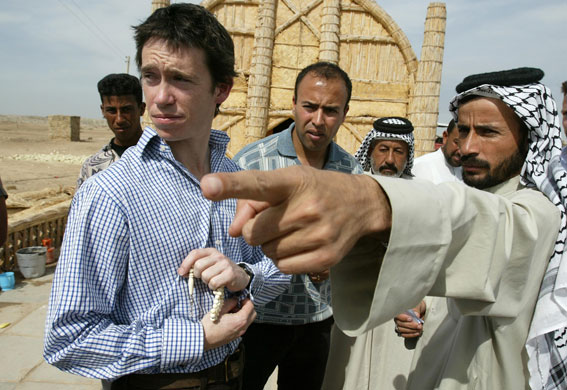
top-left (335, 0), bottom-right (418, 153)
top-left (151, 0), bottom-right (170, 13)
top-left (203, 0), bottom-right (445, 156)
top-left (205, 0), bottom-right (259, 157)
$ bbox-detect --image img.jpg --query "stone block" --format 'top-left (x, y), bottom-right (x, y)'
top-left (47, 115), bottom-right (80, 141)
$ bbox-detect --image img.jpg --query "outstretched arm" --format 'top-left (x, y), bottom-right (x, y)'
top-left (201, 166), bottom-right (392, 274)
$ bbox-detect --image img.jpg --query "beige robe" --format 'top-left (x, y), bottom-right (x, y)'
top-left (323, 296), bottom-right (443, 390)
top-left (326, 175), bottom-right (560, 390)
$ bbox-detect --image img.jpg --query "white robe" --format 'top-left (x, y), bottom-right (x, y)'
top-left (412, 148), bottom-right (462, 184)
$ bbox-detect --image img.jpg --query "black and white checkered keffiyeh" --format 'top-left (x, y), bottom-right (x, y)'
top-left (449, 83), bottom-right (567, 390)
top-left (354, 126), bottom-right (414, 176)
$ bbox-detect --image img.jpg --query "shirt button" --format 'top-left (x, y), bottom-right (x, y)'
top-left (160, 145), bottom-right (167, 152)
top-left (215, 240), bottom-right (221, 247)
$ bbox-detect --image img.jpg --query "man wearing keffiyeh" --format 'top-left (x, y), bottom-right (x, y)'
top-left (448, 68), bottom-right (567, 390)
top-left (325, 66), bottom-right (566, 389)
top-left (322, 117), bottom-right (420, 389)
top-left (197, 67), bottom-right (566, 389)
top-left (354, 116), bottom-right (415, 178)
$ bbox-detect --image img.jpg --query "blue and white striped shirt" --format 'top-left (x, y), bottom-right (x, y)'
top-left (44, 127), bottom-right (290, 380)
top-left (234, 123), bottom-right (363, 325)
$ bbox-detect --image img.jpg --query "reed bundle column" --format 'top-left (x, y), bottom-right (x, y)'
top-left (407, 2), bottom-right (446, 156)
top-left (245, 0), bottom-right (278, 144)
top-left (151, 0), bottom-right (170, 12)
top-left (319, 0), bottom-right (341, 64)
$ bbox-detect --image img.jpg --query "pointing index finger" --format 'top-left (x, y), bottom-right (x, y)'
top-left (201, 169), bottom-right (294, 205)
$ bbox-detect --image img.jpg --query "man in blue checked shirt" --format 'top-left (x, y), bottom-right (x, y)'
top-left (43, 4), bottom-right (289, 390)
top-left (233, 62), bottom-right (363, 390)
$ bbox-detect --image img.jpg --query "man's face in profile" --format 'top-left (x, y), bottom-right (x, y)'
top-left (441, 127), bottom-right (461, 167)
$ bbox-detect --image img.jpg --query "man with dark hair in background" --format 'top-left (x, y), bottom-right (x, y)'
top-left (45, 4), bottom-right (288, 390)
top-left (412, 118), bottom-right (462, 183)
top-left (234, 61), bottom-right (361, 390)
top-left (77, 73), bottom-right (145, 188)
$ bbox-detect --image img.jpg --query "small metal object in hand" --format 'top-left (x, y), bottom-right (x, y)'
top-left (405, 309), bottom-right (424, 325)
top-left (403, 309), bottom-right (423, 350)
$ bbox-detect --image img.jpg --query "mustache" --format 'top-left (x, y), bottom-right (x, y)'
top-left (460, 155), bottom-right (490, 168)
top-left (379, 163), bottom-right (399, 173)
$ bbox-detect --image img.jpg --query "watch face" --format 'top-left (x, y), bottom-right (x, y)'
top-left (239, 264), bottom-right (253, 290)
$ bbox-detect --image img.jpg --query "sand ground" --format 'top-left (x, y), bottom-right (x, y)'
top-left (0, 115), bottom-right (109, 196)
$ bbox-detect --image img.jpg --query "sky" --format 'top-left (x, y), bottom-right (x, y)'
top-left (0, 0), bottom-right (565, 130)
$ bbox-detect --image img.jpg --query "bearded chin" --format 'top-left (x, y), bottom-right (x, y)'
top-left (391, 169), bottom-right (404, 178)
top-left (463, 149), bottom-right (525, 189)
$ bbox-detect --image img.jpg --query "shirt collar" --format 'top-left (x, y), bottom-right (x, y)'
top-left (137, 127), bottom-right (161, 153)
top-left (485, 175), bottom-right (522, 196)
top-left (276, 122), bottom-right (342, 164)
top-left (101, 139), bottom-right (115, 152)
top-left (136, 127), bottom-right (230, 172)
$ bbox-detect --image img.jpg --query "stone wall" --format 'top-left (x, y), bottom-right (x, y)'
top-left (47, 115), bottom-right (80, 141)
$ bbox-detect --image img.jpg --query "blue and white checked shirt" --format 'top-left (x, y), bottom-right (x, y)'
top-left (233, 123), bottom-right (363, 325)
top-left (44, 127), bottom-right (290, 380)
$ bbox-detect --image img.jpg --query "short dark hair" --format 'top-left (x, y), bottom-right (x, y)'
top-left (562, 81), bottom-right (567, 95)
top-left (294, 62), bottom-right (352, 109)
top-left (133, 3), bottom-right (237, 88)
top-left (446, 119), bottom-right (457, 134)
top-left (97, 73), bottom-right (143, 105)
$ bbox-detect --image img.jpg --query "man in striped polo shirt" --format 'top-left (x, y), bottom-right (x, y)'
top-left (233, 62), bottom-right (362, 390)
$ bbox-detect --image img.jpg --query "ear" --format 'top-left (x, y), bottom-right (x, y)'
top-left (139, 102), bottom-right (146, 117)
top-left (442, 130), bottom-right (448, 145)
top-left (343, 104), bottom-right (349, 119)
top-left (214, 81), bottom-right (233, 105)
top-left (100, 104), bottom-right (104, 116)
